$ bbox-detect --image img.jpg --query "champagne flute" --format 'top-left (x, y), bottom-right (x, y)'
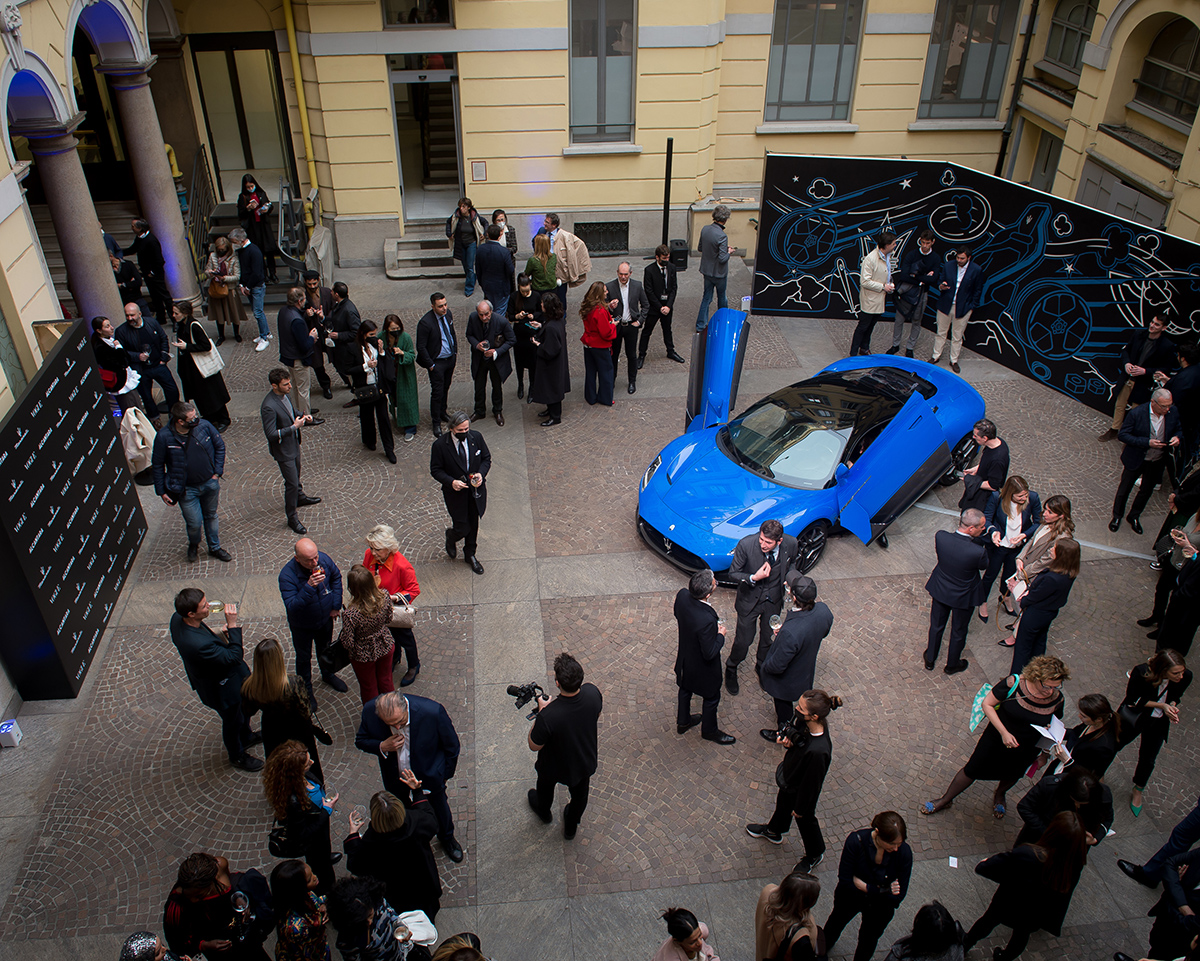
top-left (230, 891), bottom-right (249, 940)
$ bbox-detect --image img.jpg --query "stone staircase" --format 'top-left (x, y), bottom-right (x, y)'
top-left (425, 85), bottom-right (457, 187)
top-left (31, 199), bottom-right (141, 317)
top-left (384, 220), bottom-right (461, 280)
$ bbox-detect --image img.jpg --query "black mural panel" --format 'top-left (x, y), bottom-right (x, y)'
top-left (752, 154), bottom-right (1200, 413)
top-left (0, 321), bottom-right (146, 699)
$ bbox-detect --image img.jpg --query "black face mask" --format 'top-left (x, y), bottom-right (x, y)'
top-left (453, 429), bottom-right (469, 440)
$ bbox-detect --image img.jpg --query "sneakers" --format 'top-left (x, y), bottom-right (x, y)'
top-left (794, 853), bottom-right (825, 873)
top-left (254, 337), bottom-right (269, 352)
top-left (746, 823), bottom-right (783, 844)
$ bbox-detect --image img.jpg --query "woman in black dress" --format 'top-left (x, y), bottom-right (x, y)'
top-left (1045, 692), bottom-right (1120, 780)
top-left (507, 273), bottom-right (542, 401)
top-left (172, 301), bottom-right (231, 431)
top-left (1009, 538), bottom-right (1079, 673)
top-left (237, 173), bottom-right (277, 282)
top-left (344, 790), bottom-right (442, 921)
top-left (530, 292), bottom-right (570, 427)
top-left (1118, 648), bottom-right (1191, 816)
top-left (963, 810), bottom-right (1089, 960)
top-left (923, 655), bottom-right (1068, 819)
top-left (263, 740), bottom-right (338, 894)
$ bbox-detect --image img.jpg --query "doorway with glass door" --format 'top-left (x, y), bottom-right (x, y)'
top-left (391, 56), bottom-right (461, 222)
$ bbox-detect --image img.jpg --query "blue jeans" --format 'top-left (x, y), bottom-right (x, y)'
top-left (696, 273), bottom-right (727, 330)
top-left (462, 242), bottom-right (477, 296)
top-left (179, 477), bottom-right (221, 551)
top-left (250, 285), bottom-right (269, 339)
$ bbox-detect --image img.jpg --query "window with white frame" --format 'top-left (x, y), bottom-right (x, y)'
top-left (570, 0), bottom-right (636, 143)
top-left (918, 0), bottom-right (1020, 119)
top-left (764, 0), bottom-right (864, 123)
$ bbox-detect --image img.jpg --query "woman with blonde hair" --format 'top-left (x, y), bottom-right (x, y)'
top-left (755, 870), bottom-right (823, 960)
top-left (999, 493), bottom-right (1074, 643)
top-left (580, 280), bottom-right (617, 407)
top-left (204, 234), bottom-right (247, 344)
top-left (242, 637), bottom-right (331, 786)
top-left (345, 789), bottom-right (442, 921)
top-left (362, 524), bottom-right (421, 686)
top-left (337, 564), bottom-right (395, 704)
top-left (263, 740), bottom-right (338, 893)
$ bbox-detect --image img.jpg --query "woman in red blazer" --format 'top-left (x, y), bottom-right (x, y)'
top-left (580, 280), bottom-right (617, 407)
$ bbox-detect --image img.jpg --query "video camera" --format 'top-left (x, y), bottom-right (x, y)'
top-left (507, 682), bottom-right (546, 720)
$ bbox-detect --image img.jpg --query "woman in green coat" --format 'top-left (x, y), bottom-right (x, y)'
top-left (526, 234), bottom-right (558, 300)
top-left (381, 314), bottom-right (420, 441)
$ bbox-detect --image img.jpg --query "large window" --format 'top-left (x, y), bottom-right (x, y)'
top-left (570, 0), bottom-right (635, 143)
top-left (764, 0), bottom-right (863, 123)
top-left (919, 0), bottom-right (1019, 119)
top-left (1133, 18), bottom-right (1200, 125)
top-left (1043, 0), bottom-right (1098, 74)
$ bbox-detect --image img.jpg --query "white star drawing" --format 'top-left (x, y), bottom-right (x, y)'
top-left (793, 176), bottom-right (800, 182)
top-left (1062, 261), bottom-right (1076, 274)
top-left (900, 179), bottom-right (912, 189)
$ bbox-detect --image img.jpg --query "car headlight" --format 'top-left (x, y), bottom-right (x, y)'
top-left (641, 455), bottom-right (662, 491)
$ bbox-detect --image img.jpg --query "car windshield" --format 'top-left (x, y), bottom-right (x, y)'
top-left (719, 370), bottom-right (912, 489)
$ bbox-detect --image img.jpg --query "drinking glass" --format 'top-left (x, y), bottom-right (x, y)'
top-left (769, 614), bottom-right (783, 633)
top-left (208, 601), bottom-right (225, 614)
top-left (393, 921), bottom-right (412, 944)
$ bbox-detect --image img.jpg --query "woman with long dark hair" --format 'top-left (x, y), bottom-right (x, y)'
top-left (531, 292), bottom-right (569, 426)
top-left (754, 871), bottom-right (823, 961)
top-left (1118, 648), bottom-right (1191, 816)
top-left (1008, 538), bottom-right (1080, 672)
top-left (263, 740), bottom-right (339, 893)
top-left (172, 300), bottom-right (231, 431)
top-left (242, 637), bottom-right (330, 786)
top-left (963, 810), bottom-right (1090, 960)
top-left (380, 314), bottom-right (419, 441)
top-left (238, 173), bottom-right (277, 283)
top-left (580, 280), bottom-right (617, 407)
top-left (821, 811), bottom-right (913, 961)
top-left (1046, 692), bottom-right (1120, 779)
top-left (978, 475), bottom-right (1040, 622)
top-left (882, 901), bottom-right (964, 961)
top-left (270, 858), bottom-right (329, 961)
top-left (923, 655), bottom-right (1069, 819)
top-left (354, 321), bottom-right (396, 463)
top-left (652, 907), bottom-right (720, 961)
top-left (344, 790), bottom-right (442, 921)
top-left (337, 564), bottom-right (396, 704)
top-left (747, 690), bottom-right (843, 872)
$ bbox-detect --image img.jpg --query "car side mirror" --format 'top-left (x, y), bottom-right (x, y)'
top-left (835, 463), bottom-right (848, 479)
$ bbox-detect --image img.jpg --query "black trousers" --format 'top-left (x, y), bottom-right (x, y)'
top-left (310, 344), bottom-right (333, 392)
top-left (822, 884), bottom-right (897, 961)
top-left (1113, 456), bottom-right (1168, 521)
top-left (964, 898), bottom-right (1032, 961)
top-left (534, 767), bottom-right (590, 830)
top-left (774, 698), bottom-right (795, 727)
top-left (448, 494), bottom-right (481, 558)
top-left (427, 356), bottom-right (455, 426)
top-left (677, 686), bottom-right (720, 737)
top-left (214, 699), bottom-right (254, 761)
top-left (611, 324), bottom-right (639, 382)
top-left (472, 362), bottom-right (504, 414)
top-left (389, 626), bottom-right (419, 670)
top-left (849, 313), bottom-right (881, 355)
top-left (925, 599), bottom-right (970, 666)
top-left (354, 376), bottom-right (394, 456)
top-left (729, 603), bottom-right (780, 671)
top-left (1125, 714), bottom-right (1171, 788)
top-left (638, 309), bottom-right (676, 355)
top-left (290, 619), bottom-right (335, 685)
top-left (766, 787), bottom-right (824, 859)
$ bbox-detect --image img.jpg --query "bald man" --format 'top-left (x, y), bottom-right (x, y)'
top-left (279, 537), bottom-right (348, 710)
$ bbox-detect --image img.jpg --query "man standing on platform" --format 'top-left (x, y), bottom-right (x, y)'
top-left (924, 509), bottom-right (988, 674)
top-left (279, 537), bottom-right (349, 711)
top-left (416, 292), bottom-right (458, 437)
top-left (930, 246), bottom-right (983, 374)
top-left (696, 205), bottom-right (732, 331)
top-left (673, 569), bottom-right (735, 745)
top-left (639, 244), bottom-right (685, 366)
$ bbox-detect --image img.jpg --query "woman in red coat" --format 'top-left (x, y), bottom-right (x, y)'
top-left (362, 523), bottom-right (421, 686)
top-left (580, 280), bottom-right (617, 407)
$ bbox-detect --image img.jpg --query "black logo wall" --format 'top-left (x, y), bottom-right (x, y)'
top-left (752, 154), bottom-right (1200, 414)
top-left (0, 322), bottom-right (147, 699)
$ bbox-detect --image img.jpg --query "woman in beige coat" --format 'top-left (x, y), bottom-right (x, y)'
top-left (755, 871), bottom-right (822, 961)
top-left (205, 234), bottom-right (248, 344)
top-left (1000, 493), bottom-right (1074, 644)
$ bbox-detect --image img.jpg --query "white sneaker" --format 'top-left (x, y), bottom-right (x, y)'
top-left (255, 338), bottom-right (269, 352)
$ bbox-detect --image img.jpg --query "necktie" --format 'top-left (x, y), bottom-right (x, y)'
top-left (440, 316), bottom-right (454, 350)
top-left (458, 439), bottom-right (469, 471)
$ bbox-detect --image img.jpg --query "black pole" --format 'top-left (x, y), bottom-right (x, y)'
top-left (995, 0), bottom-right (1039, 177)
top-left (662, 137), bottom-right (673, 247)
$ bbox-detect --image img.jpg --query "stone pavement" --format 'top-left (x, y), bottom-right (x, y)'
top-left (0, 255), bottom-right (1194, 961)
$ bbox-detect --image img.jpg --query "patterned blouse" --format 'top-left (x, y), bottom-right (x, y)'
top-left (336, 597), bottom-right (394, 663)
top-left (276, 892), bottom-right (328, 961)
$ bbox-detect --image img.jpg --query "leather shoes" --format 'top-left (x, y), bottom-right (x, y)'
top-left (885, 345), bottom-right (900, 355)
top-left (466, 555), bottom-right (485, 575)
top-left (1108, 516), bottom-right (1122, 533)
top-left (540, 418), bottom-right (561, 427)
top-left (924, 658), bottom-right (935, 671)
top-left (724, 667), bottom-right (739, 696)
top-left (1097, 428), bottom-right (1119, 442)
top-left (536, 409), bottom-right (551, 417)
top-left (432, 425), bottom-right (443, 437)
top-left (517, 384), bottom-right (525, 399)
top-left (445, 528), bottom-right (457, 558)
top-left (1127, 516), bottom-right (1143, 535)
top-left (330, 853), bottom-right (343, 865)
top-left (400, 666), bottom-right (420, 687)
top-left (307, 416), bottom-right (325, 425)
top-left (628, 381), bottom-right (637, 394)
top-left (1117, 859), bottom-right (1156, 887)
top-left (297, 495), bottom-right (322, 506)
top-left (287, 516), bottom-right (307, 534)
top-left (211, 548), bottom-right (233, 563)
top-left (471, 411), bottom-right (486, 423)
top-left (1136, 616), bottom-right (1158, 627)
top-left (944, 660), bottom-right (970, 675)
top-left (950, 362), bottom-right (961, 373)
top-left (342, 398), bottom-right (359, 408)
top-left (323, 389), bottom-right (334, 400)
top-left (386, 452), bottom-right (397, 464)
top-left (636, 356), bottom-right (645, 370)
top-left (310, 408), bottom-right (320, 415)
top-left (667, 351), bottom-right (686, 363)
top-left (1114, 953), bottom-right (1138, 961)
top-left (495, 412), bottom-right (505, 427)
top-left (232, 753), bottom-right (264, 772)
top-left (441, 836), bottom-right (464, 863)
top-left (322, 673), bottom-right (349, 692)
top-left (527, 789), bottom-right (552, 824)
top-left (703, 730), bottom-right (736, 745)
top-left (760, 728), bottom-right (781, 742)
top-left (677, 714), bottom-right (701, 734)
top-left (244, 730), bottom-right (264, 747)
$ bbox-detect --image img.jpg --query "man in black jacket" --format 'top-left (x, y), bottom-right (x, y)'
top-left (126, 218), bottom-right (172, 329)
top-left (474, 224), bottom-right (515, 316)
top-left (673, 569), bottom-right (734, 745)
top-left (111, 254), bottom-right (143, 309)
top-left (430, 411), bottom-right (489, 574)
top-left (1109, 388), bottom-right (1183, 534)
top-left (302, 270), bottom-right (335, 400)
top-left (639, 244), bottom-right (685, 366)
top-left (1100, 315), bottom-right (1177, 442)
top-left (465, 299), bottom-right (516, 426)
top-left (760, 573), bottom-right (834, 735)
top-left (325, 281), bottom-right (362, 394)
top-left (278, 287), bottom-right (324, 423)
top-left (415, 292), bottom-right (458, 436)
top-left (117, 302), bottom-right (179, 420)
top-left (924, 509), bottom-right (988, 674)
top-left (152, 401), bottom-right (231, 563)
top-left (888, 229), bottom-right (940, 357)
top-left (230, 226), bottom-right (271, 350)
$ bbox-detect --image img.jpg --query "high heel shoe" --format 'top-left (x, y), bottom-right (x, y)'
top-left (977, 610), bottom-right (989, 624)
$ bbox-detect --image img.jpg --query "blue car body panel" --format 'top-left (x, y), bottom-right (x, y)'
top-left (689, 308), bottom-right (753, 432)
top-left (638, 352), bottom-right (985, 574)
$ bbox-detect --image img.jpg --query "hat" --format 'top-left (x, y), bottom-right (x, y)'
top-left (786, 572), bottom-right (817, 602)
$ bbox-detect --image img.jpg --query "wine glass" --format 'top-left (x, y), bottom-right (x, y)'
top-left (352, 804), bottom-right (368, 833)
top-left (769, 614), bottom-right (783, 633)
top-left (208, 600), bottom-right (225, 614)
top-left (230, 891), bottom-right (250, 940)
top-left (393, 921), bottom-right (413, 944)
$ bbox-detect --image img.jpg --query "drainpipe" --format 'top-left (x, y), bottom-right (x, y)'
top-left (995, 0), bottom-right (1040, 178)
top-left (283, 0), bottom-right (319, 234)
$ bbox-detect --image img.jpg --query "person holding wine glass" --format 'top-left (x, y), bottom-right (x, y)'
top-left (327, 876), bottom-right (416, 961)
top-left (163, 852), bottom-right (275, 961)
top-left (760, 573), bottom-right (834, 739)
top-left (263, 740), bottom-right (341, 895)
top-left (345, 787), bottom-right (443, 921)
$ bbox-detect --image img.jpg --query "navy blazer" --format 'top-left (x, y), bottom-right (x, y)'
top-left (1020, 569), bottom-right (1074, 615)
top-left (465, 309), bottom-right (516, 381)
top-left (355, 694), bottom-right (460, 797)
top-left (1118, 401), bottom-right (1183, 470)
top-left (926, 529), bottom-right (988, 608)
top-left (169, 617), bottom-right (250, 711)
top-left (935, 260), bottom-right (984, 317)
top-left (673, 589), bottom-right (724, 700)
top-left (474, 240), bottom-right (515, 298)
top-left (983, 490), bottom-right (1042, 544)
top-left (415, 308), bottom-right (458, 369)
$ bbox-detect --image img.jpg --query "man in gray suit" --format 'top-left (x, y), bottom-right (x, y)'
top-left (606, 261), bottom-right (651, 395)
top-left (696, 204), bottom-right (732, 331)
top-left (261, 367), bottom-right (322, 534)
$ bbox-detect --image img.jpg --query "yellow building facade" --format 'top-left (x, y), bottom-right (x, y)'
top-left (2, 0), bottom-right (1199, 412)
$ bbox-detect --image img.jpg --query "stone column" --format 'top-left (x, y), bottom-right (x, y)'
top-left (23, 118), bottom-right (124, 322)
top-left (106, 67), bottom-right (201, 305)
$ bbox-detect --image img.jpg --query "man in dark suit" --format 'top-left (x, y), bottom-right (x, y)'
top-left (639, 244), bottom-right (685, 366)
top-left (1098, 315), bottom-right (1177, 442)
top-left (302, 270), bottom-right (335, 399)
top-left (474, 224), bottom-right (516, 316)
top-left (277, 287), bottom-right (324, 422)
top-left (430, 411), bottom-right (490, 575)
top-left (261, 367), bottom-right (321, 534)
top-left (1166, 343), bottom-right (1200, 460)
top-left (760, 573), bottom-right (834, 735)
top-left (725, 518), bottom-right (801, 695)
top-left (606, 261), bottom-right (651, 394)
top-left (465, 299), bottom-right (516, 427)
top-left (1110, 388), bottom-right (1183, 534)
top-left (924, 508), bottom-right (988, 674)
top-left (930, 246), bottom-right (984, 374)
top-left (355, 691), bottom-right (463, 862)
top-left (169, 588), bottom-right (262, 770)
top-left (325, 281), bottom-right (362, 391)
top-left (415, 291), bottom-right (458, 437)
top-left (127, 217), bottom-right (172, 330)
top-left (673, 569), bottom-right (735, 745)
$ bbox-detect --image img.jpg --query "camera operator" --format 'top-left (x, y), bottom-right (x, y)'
top-left (526, 652), bottom-right (603, 840)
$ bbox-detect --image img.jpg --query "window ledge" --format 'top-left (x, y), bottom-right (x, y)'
top-left (1032, 58), bottom-right (1081, 88)
top-left (908, 119), bottom-right (1005, 131)
top-left (755, 122), bottom-right (859, 134)
top-left (562, 143), bottom-right (643, 156)
top-left (1125, 100), bottom-right (1193, 138)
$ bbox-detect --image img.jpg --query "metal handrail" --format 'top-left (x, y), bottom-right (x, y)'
top-left (275, 177), bottom-right (308, 279)
top-left (185, 145), bottom-right (217, 281)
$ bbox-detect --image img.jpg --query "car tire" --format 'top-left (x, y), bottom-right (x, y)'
top-left (938, 431), bottom-right (979, 486)
top-left (796, 521), bottom-right (830, 574)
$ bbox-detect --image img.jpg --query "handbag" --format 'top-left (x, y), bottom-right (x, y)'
top-left (1118, 702), bottom-right (1142, 738)
top-left (209, 279), bottom-right (229, 298)
top-left (354, 382), bottom-right (382, 403)
top-left (970, 672), bottom-right (1021, 732)
top-left (267, 818), bottom-right (305, 858)
top-left (192, 342), bottom-right (226, 379)
top-left (319, 637), bottom-right (351, 676)
top-left (390, 595), bottom-right (416, 630)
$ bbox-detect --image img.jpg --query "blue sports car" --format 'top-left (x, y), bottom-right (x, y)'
top-left (638, 349), bottom-right (985, 579)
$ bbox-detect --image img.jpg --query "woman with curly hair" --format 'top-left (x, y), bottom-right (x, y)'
top-left (580, 280), bottom-right (617, 407)
top-left (270, 859), bottom-right (329, 961)
top-left (923, 655), bottom-right (1069, 819)
top-left (264, 740), bottom-right (339, 893)
top-left (242, 638), bottom-right (331, 786)
top-left (337, 564), bottom-right (396, 704)
top-left (327, 876), bottom-right (416, 961)
top-left (755, 870), bottom-right (823, 961)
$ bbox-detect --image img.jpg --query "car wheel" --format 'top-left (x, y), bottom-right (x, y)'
top-left (938, 431), bottom-right (979, 486)
top-left (796, 521), bottom-right (830, 574)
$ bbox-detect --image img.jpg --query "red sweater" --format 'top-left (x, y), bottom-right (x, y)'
top-left (580, 305), bottom-right (617, 348)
